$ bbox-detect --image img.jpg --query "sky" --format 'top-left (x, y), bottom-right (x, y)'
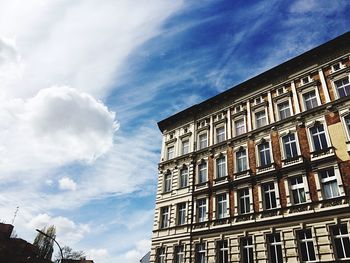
top-left (0, 0), bottom-right (349, 262)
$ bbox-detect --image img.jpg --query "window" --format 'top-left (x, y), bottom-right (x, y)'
top-left (303, 90), bottom-right (318, 110)
top-left (157, 247), bottom-right (166, 263)
top-left (282, 134), bottom-right (298, 159)
top-left (334, 77), bottom-right (350, 98)
top-left (255, 110), bottom-right (267, 128)
top-left (196, 243), bottom-right (206, 263)
top-left (331, 224), bottom-right (350, 259)
top-left (332, 62), bottom-right (342, 72)
top-left (267, 234), bottom-right (283, 263)
top-left (197, 199), bottom-right (207, 222)
top-left (276, 87), bottom-right (284, 96)
top-left (290, 176), bottom-right (306, 204)
top-left (263, 183), bottom-right (277, 210)
top-left (258, 142), bottom-right (271, 167)
top-left (163, 173), bottom-right (171, 193)
top-left (198, 162), bottom-right (207, 184)
top-left (216, 194), bottom-right (227, 219)
top-left (241, 236), bottom-right (253, 263)
top-left (179, 168), bottom-right (188, 188)
top-left (255, 96), bottom-right (262, 105)
top-left (319, 169), bottom-right (340, 199)
top-left (177, 203), bottom-right (186, 225)
top-left (297, 229), bottom-right (316, 262)
top-left (174, 245), bottom-right (184, 263)
top-left (216, 240), bottom-right (228, 263)
top-left (236, 148), bottom-right (247, 173)
top-left (199, 133), bottom-right (208, 149)
top-left (277, 101), bottom-right (291, 120)
top-left (216, 156), bottom-right (226, 178)
top-left (216, 126), bottom-right (226, 143)
top-left (182, 140), bottom-right (189, 155)
top-left (235, 118), bottom-right (245, 136)
top-left (167, 146), bottom-right (174, 160)
top-left (160, 207), bottom-right (169, 228)
top-left (302, 76), bottom-right (311, 85)
top-left (238, 188), bottom-right (250, 214)
top-left (310, 124), bottom-right (328, 151)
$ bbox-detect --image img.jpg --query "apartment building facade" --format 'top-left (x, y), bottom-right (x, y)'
top-left (150, 32), bottom-right (350, 263)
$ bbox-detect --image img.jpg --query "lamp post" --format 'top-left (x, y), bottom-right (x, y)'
top-left (35, 229), bottom-right (64, 262)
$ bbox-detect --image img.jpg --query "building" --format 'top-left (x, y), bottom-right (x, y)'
top-left (0, 223), bottom-right (52, 263)
top-left (150, 31), bottom-right (350, 263)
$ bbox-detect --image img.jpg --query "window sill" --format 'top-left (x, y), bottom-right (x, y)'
top-left (256, 163), bottom-right (275, 174)
top-left (234, 169), bottom-right (251, 179)
top-left (214, 176), bottom-right (228, 184)
top-left (310, 147), bottom-right (335, 161)
top-left (281, 155), bottom-right (303, 167)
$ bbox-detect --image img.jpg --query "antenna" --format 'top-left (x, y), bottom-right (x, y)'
top-left (11, 206), bottom-right (19, 225)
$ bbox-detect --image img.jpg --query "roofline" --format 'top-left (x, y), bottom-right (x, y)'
top-left (157, 31), bottom-right (350, 133)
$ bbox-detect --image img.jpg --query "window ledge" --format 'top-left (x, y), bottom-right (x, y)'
top-left (214, 176), bottom-right (228, 184)
top-left (281, 155), bottom-right (303, 167)
top-left (195, 181), bottom-right (209, 190)
top-left (256, 163), bottom-right (275, 174)
top-left (310, 147), bottom-right (335, 161)
top-left (234, 170), bottom-right (252, 180)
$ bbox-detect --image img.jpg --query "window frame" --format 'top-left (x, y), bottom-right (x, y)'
top-left (330, 224), bottom-right (350, 260)
top-left (238, 188), bottom-right (251, 215)
top-left (289, 176), bottom-right (307, 205)
top-left (163, 172), bottom-right (172, 193)
top-left (156, 247), bottom-right (166, 263)
top-left (300, 86), bottom-right (321, 111)
top-left (215, 125), bottom-right (226, 144)
top-left (267, 233), bottom-right (283, 263)
top-left (197, 161), bottom-right (208, 185)
top-left (256, 140), bottom-right (273, 168)
top-left (182, 139), bottom-right (190, 155)
top-left (235, 146), bottom-right (248, 174)
top-left (215, 192), bottom-right (229, 219)
top-left (240, 236), bottom-right (254, 263)
top-left (318, 168), bottom-right (340, 200)
top-left (215, 154), bottom-right (227, 179)
top-left (332, 74), bottom-right (350, 99)
top-left (276, 99), bottom-right (292, 120)
top-left (196, 197), bottom-right (207, 223)
top-left (296, 228), bottom-right (317, 262)
top-left (198, 132), bottom-right (208, 150)
top-left (254, 108), bottom-right (268, 129)
top-left (261, 182), bottom-right (278, 210)
top-left (160, 206), bottom-right (170, 229)
top-left (280, 131), bottom-right (300, 161)
top-left (179, 167), bottom-right (189, 189)
top-left (216, 240), bottom-right (228, 263)
top-left (167, 145), bottom-right (175, 160)
top-left (233, 117), bottom-right (246, 137)
top-left (195, 243), bottom-right (206, 263)
top-left (177, 202), bottom-right (187, 226)
top-left (174, 245), bottom-right (185, 263)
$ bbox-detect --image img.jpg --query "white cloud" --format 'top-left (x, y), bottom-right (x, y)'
top-left (124, 239), bottom-right (151, 262)
top-left (0, 86), bottom-right (117, 177)
top-left (27, 213), bottom-right (90, 244)
top-left (0, 0), bottom-right (184, 100)
top-left (88, 249), bottom-right (108, 261)
top-left (59, 177), bottom-right (77, 191)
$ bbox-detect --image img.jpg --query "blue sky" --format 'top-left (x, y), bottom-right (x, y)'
top-left (0, 0), bottom-right (349, 262)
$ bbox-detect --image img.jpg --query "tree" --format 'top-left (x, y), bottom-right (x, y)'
top-left (33, 225), bottom-right (56, 260)
top-left (54, 245), bottom-right (85, 262)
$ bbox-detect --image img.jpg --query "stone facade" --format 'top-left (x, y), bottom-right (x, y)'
top-left (151, 32), bottom-right (350, 262)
